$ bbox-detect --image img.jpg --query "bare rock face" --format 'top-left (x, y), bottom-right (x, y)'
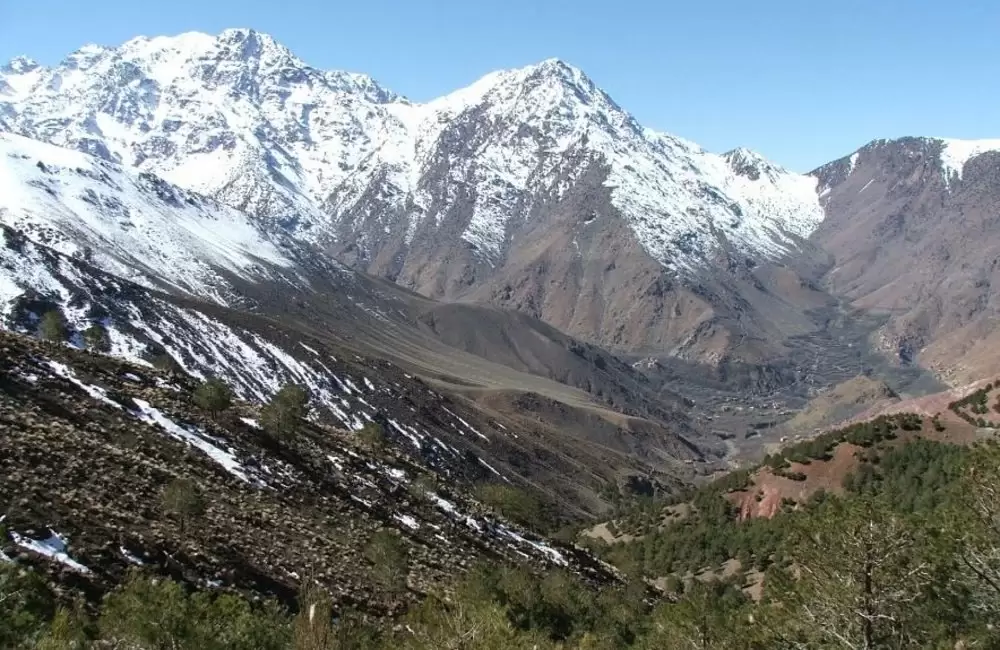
top-left (811, 137), bottom-right (1000, 383)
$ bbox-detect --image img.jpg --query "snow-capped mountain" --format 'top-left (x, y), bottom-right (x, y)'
top-left (0, 29), bottom-right (822, 272)
top-left (811, 136), bottom-right (1000, 383)
top-left (0, 28), bottom-right (834, 360)
top-left (0, 131), bottom-right (303, 303)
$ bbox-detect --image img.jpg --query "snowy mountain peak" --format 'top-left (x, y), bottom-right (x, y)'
top-left (525, 57), bottom-right (589, 83)
top-left (61, 44), bottom-right (112, 69)
top-left (724, 147), bottom-right (786, 181)
top-left (2, 56), bottom-right (39, 75)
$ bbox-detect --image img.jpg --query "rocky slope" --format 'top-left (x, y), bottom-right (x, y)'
top-left (0, 330), bottom-right (618, 612)
top-left (0, 29), bottom-right (828, 362)
top-left (812, 137), bottom-right (1000, 383)
top-left (0, 131), bottom-right (709, 511)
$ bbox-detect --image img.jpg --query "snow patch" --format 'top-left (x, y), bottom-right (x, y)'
top-left (11, 529), bottom-right (92, 574)
top-left (132, 397), bottom-right (253, 483)
top-left (938, 137), bottom-right (1000, 183)
top-left (394, 514), bottom-right (420, 530)
top-left (499, 526), bottom-right (568, 566)
top-left (44, 360), bottom-right (123, 409)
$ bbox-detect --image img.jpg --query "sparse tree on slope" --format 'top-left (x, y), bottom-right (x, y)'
top-left (364, 529), bottom-right (409, 594)
top-left (358, 421), bottom-right (386, 450)
top-left (160, 477), bottom-right (205, 535)
top-left (38, 308), bottom-right (68, 342)
top-left (82, 322), bottom-right (112, 353)
top-left (193, 377), bottom-right (234, 418)
top-left (260, 384), bottom-right (310, 438)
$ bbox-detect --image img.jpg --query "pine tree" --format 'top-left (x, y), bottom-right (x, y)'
top-left (193, 377), bottom-right (234, 417)
top-left (773, 496), bottom-right (938, 649)
top-left (260, 384), bottom-right (310, 438)
top-left (82, 322), bottom-right (112, 353)
top-left (953, 443), bottom-right (1000, 624)
top-left (364, 529), bottom-right (409, 593)
top-left (358, 421), bottom-right (387, 449)
top-left (38, 309), bottom-right (68, 342)
top-left (160, 477), bottom-right (205, 534)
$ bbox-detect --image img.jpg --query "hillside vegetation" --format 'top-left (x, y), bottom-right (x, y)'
top-left (7, 351), bottom-right (1000, 648)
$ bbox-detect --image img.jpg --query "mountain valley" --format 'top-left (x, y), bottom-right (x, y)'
top-left (4, 25), bottom-right (1000, 649)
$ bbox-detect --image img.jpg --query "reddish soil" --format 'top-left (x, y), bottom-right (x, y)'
top-left (728, 441), bottom-right (861, 519)
top-left (729, 413), bottom-right (983, 521)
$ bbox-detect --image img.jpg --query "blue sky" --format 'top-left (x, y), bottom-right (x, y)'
top-left (2, 0), bottom-right (998, 171)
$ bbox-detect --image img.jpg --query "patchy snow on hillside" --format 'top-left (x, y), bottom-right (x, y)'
top-left (938, 137), bottom-right (1000, 182)
top-left (44, 359), bottom-right (123, 409)
top-left (132, 397), bottom-right (254, 484)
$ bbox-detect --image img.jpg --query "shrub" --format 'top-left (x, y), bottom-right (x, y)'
top-left (408, 474), bottom-right (439, 500)
top-left (151, 352), bottom-right (185, 378)
top-left (82, 322), bottom-right (112, 353)
top-left (0, 563), bottom-right (56, 648)
top-left (358, 421), bottom-right (387, 449)
top-left (34, 602), bottom-right (89, 650)
top-left (474, 484), bottom-right (544, 531)
top-left (100, 572), bottom-right (289, 650)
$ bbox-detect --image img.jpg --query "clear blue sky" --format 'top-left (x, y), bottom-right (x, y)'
top-left (2, 0), bottom-right (998, 171)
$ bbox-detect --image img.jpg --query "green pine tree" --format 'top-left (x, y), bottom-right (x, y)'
top-left (260, 384), bottom-right (310, 438)
top-left (38, 309), bottom-right (68, 342)
top-left (192, 377), bottom-right (234, 417)
top-left (160, 477), bottom-right (206, 535)
top-left (364, 529), bottom-right (409, 593)
top-left (82, 322), bottom-right (112, 353)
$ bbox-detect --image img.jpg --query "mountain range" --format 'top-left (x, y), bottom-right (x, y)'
top-left (5, 29), bottom-right (999, 387)
top-left (0, 28), bottom-right (830, 362)
top-left (2, 28), bottom-right (1000, 467)
top-left (6, 27), bottom-right (1000, 640)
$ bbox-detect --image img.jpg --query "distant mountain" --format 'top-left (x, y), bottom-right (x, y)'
top-left (811, 136), bottom-right (1000, 384)
top-left (0, 130), bottom-right (709, 512)
top-left (0, 29), bottom-right (827, 361)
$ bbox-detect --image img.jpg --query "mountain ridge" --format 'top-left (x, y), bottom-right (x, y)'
top-left (0, 29), bottom-right (823, 294)
top-left (810, 135), bottom-right (1000, 383)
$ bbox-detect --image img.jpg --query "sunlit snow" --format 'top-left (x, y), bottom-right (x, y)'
top-left (132, 397), bottom-right (253, 483)
top-left (11, 529), bottom-right (92, 574)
